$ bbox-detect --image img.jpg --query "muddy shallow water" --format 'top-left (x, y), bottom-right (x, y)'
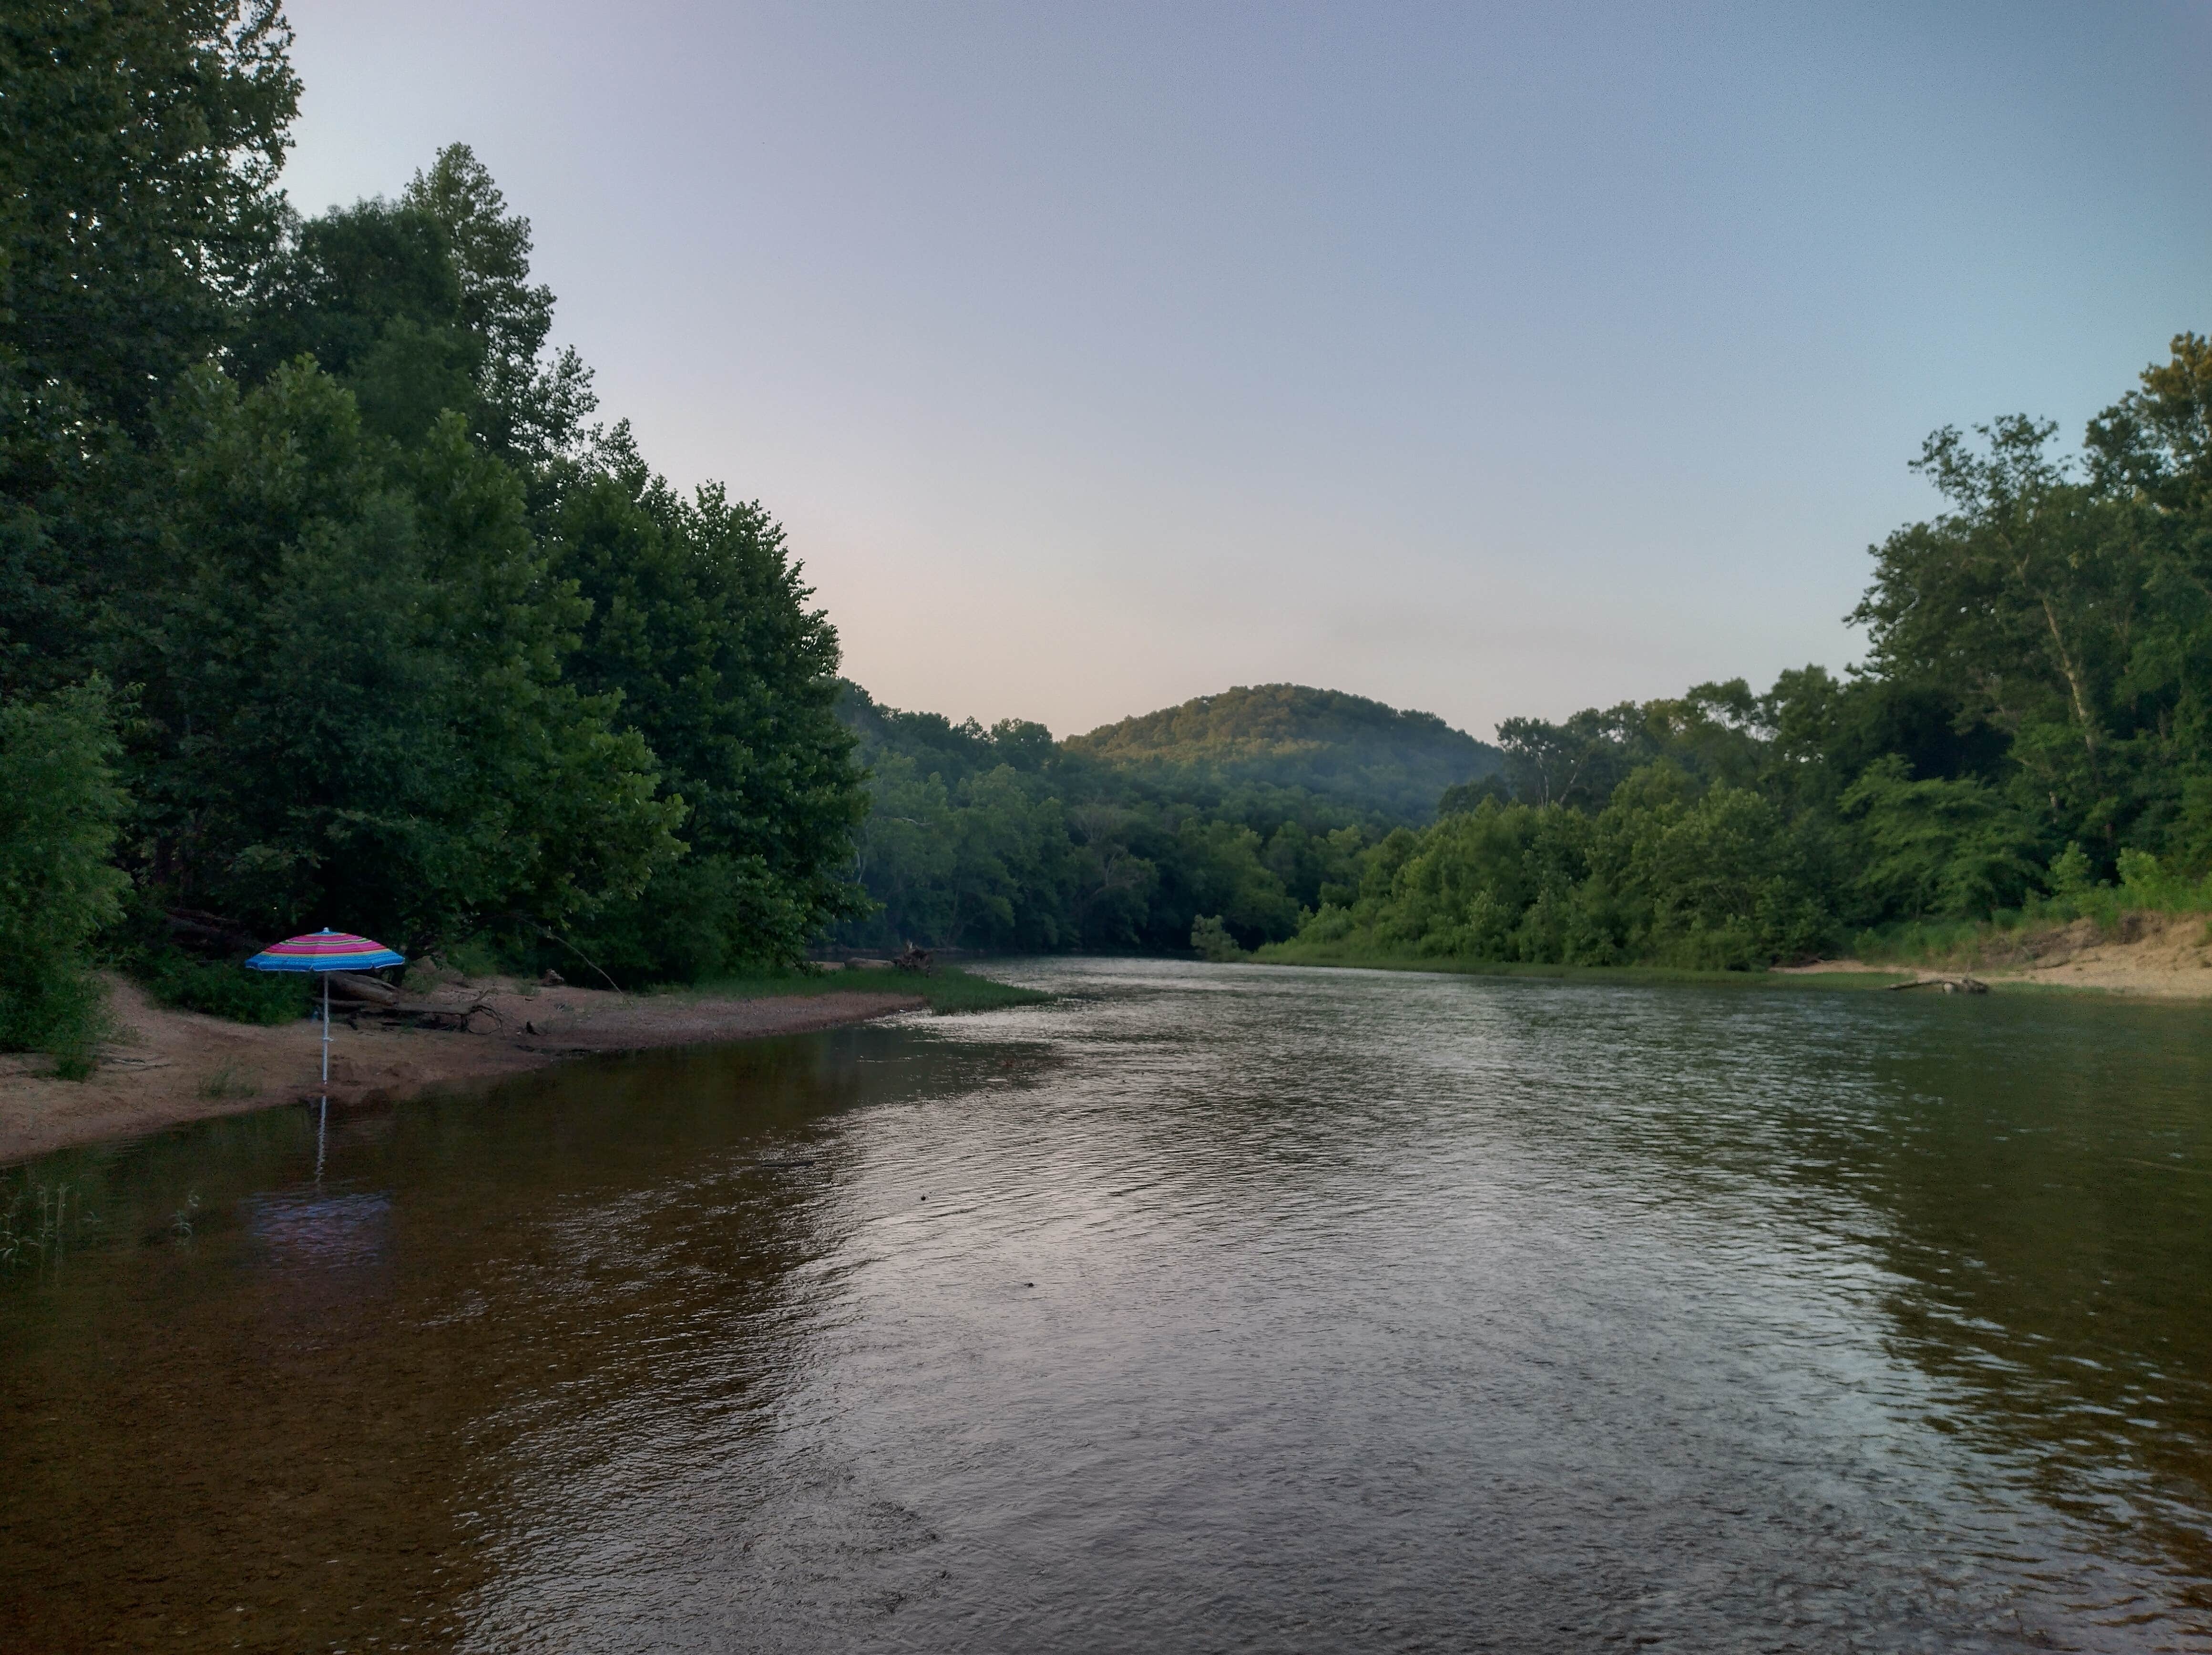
top-left (4, 960), bottom-right (2212, 1652)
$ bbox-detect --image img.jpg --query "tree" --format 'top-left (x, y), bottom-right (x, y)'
top-left (0, 0), bottom-right (296, 432)
top-left (1852, 418), bottom-right (2145, 846)
top-left (2086, 334), bottom-right (2212, 867)
top-left (548, 439), bottom-right (866, 973)
top-left (125, 361), bottom-right (679, 951)
top-left (1585, 766), bottom-right (1827, 968)
top-left (1840, 756), bottom-right (2045, 921)
top-left (235, 195), bottom-right (480, 445)
top-left (237, 143), bottom-right (595, 463)
top-left (0, 0), bottom-right (299, 697)
top-left (399, 144), bottom-right (595, 464)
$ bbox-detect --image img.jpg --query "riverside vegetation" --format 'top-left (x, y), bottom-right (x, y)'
top-left (9, 7), bottom-right (2212, 1082)
top-left (839, 389), bottom-right (2212, 976)
top-left (0, 5), bottom-right (1443, 1067)
top-left (2, 4), bottom-right (866, 1069)
top-left (1259, 390), bottom-right (2212, 974)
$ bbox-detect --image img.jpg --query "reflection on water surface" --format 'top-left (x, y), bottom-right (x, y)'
top-left (4, 960), bottom-right (2212, 1652)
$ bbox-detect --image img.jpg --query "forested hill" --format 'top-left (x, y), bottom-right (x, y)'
top-left (828, 681), bottom-right (1504, 956)
top-left (1065, 684), bottom-right (1503, 821)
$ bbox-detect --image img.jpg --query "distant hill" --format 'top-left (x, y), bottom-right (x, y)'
top-left (1065, 684), bottom-right (1502, 822)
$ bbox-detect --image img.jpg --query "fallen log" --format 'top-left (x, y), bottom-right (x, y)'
top-left (166, 907), bottom-right (266, 957)
top-left (341, 998), bottom-right (504, 1032)
top-left (325, 972), bottom-right (403, 1007)
top-left (1887, 975), bottom-right (1990, 995)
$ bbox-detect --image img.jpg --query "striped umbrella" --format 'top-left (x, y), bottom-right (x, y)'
top-left (246, 929), bottom-right (407, 1090)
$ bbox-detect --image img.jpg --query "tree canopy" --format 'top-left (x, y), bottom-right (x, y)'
top-left (1283, 340), bottom-right (2212, 970)
top-left (0, 4), bottom-right (869, 1067)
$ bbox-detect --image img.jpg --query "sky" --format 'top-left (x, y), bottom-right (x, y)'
top-left (279, 1), bottom-right (2212, 741)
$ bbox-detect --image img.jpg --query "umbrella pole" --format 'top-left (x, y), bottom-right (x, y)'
top-left (317, 974), bottom-right (328, 1183)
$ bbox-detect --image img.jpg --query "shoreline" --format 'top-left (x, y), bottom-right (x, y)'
top-left (1258, 911), bottom-right (2212, 1001)
top-left (0, 973), bottom-right (928, 1166)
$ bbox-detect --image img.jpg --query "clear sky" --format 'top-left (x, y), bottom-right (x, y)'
top-left (279, 1), bottom-right (2212, 741)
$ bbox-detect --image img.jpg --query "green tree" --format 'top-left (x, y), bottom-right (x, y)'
top-left (1839, 756), bottom-right (2044, 921)
top-left (549, 444), bottom-right (866, 973)
top-left (1585, 765), bottom-right (1828, 968)
top-left (0, 0), bottom-right (296, 432)
top-left (400, 144), bottom-right (594, 463)
top-left (2086, 334), bottom-right (2212, 868)
top-left (237, 143), bottom-right (595, 464)
top-left (1852, 418), bottom-right (2146, 848)
top-left (126, 361), bottom-right (679, 951)
top-left (0, 0), bottom-right (299, 697)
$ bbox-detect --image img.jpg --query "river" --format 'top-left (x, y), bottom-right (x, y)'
top-left (4, 959), bottom-right (2212, 1652)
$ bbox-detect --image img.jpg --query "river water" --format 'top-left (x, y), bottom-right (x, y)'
top-left (4, 960), bottom-right (2212, 1652)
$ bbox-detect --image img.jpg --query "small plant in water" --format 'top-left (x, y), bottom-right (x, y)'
top-left (0, 1177), bottom-right (92, 1269)
top-left (196, 1062), bottom-right (260, 1101)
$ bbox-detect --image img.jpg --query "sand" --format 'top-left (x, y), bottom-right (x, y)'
top-left (1781, 911), bottom-right (2212, 1000)
top-left (0, 973), bottom-right (925, 1165)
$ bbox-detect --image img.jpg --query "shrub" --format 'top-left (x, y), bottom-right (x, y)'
top-left (0, 681), bottom-right (129, 1077)
top-left (1191, 914), bottom-right (1247, 961)
top-left (140, 953), bottom-right (312, 1025)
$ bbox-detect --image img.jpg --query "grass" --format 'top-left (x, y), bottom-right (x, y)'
top-left (906, 965), bottom-right (1054, 1014)
top-left (195, 1062), bottom-right (260, 1100)
top-left (645, 966), bottom-right (854, 1001)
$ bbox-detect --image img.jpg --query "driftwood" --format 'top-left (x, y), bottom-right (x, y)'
top-left (893, 946), bottom-right (935, 975)
top-left (325, 972), bottom-right (404, 1007)
top-left (341, 998), bottom-right (503, 1033)
top-left (1887, 975), bottom-right (1990, 995)
top-left (167, 908), bottom-right (265, 957)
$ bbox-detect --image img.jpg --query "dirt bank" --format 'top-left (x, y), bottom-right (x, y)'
top-left (1781, 911), bottom-right (2212, 1000)
top-left (0, 973), bottom-right (925, 1165)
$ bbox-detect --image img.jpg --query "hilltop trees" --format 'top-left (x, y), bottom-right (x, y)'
top-left (1066, 684), bottom-right (1500, 820)
top-left (830, 683), bottom-right (1483, 955)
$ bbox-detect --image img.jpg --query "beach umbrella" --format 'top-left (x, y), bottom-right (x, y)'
top-left (246, 929), bottom-right (407, 1091)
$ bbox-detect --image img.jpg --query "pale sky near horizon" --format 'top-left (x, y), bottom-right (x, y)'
top-left (279, 1), bottom-right (2212, 742)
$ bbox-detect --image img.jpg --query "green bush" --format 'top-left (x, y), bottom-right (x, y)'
top-left (1191, 915), bottom-right (1247, 961)
top-left (139, 954), bottom-right (312, 1025)
top-left (0, 681), bottom-right (129, 1078)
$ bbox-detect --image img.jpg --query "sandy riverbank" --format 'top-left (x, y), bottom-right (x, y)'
top-left (0, 973), bottom-right (926, 1165)
top-left (1780, 911), bottom-right (2212, 999)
